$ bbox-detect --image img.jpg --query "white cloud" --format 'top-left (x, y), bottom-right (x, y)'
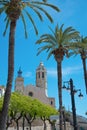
top-left (24, 71), bottom-right (32, 78)
top-left (23, 65), bottom-right (82, 78)
top-left (62, 66), bottom-right (82, 77)
top-left (47, 65), bottom-right (82, 77)
top-left (47, 69), bottom-right (57, 77)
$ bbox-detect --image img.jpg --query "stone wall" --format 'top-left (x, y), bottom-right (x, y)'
top-left (8, 120), bottom-right (73, 130)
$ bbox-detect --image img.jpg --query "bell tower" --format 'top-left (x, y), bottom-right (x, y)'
top-left (36, 62), bottom-right (48, 96)
top-left (15, 68), bottom-right (24, 93)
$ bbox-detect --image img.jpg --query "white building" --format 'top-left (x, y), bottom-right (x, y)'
top-left (0, 86), bottom-right (5, 97)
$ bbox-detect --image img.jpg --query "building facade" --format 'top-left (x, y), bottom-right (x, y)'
top-left (15, 62), bottom-right (55, 107)
top-left (0, 86), bottom-right (5, 97)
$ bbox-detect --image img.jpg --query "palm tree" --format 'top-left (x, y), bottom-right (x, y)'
top-left (36, 24), bottom-right (79, 130)
top-left (0, 1), bottom-right (59, 129)
top-left (69, 36), bottom-right (87, 94)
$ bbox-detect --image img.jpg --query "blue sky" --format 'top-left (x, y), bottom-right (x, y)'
top-left (0, 0), bottom-right (87, 117)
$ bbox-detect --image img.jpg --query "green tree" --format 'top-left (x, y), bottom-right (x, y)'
top-left (0, 92), bottom-right (58, 130)
top-left (69, 36), bottom-right (87, 94)
top-left (38, 103), bottom-right (58, 130)
top-left (25, 99), bottom-right (42, 130)
top-left (9, 92), bottom-right (33, 130)
top-left (0, 0), bottom-right (59, 129)
top-left (36, 24), bottom-right (79, 130)
top-left (24, 98), bottom-right (57, 130)
top-left (46, 105), bottom-right (58, 130)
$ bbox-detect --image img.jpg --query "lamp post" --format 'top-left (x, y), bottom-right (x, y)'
top-left (62, 78), bottom-right (83, 130)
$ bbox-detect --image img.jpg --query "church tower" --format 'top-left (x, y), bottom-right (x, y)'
top-left (15, 68), bottom-right (24, 93)
top-left (36, 62), bottom-right (48, 96)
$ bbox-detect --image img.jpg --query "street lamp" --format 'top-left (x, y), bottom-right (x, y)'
top-left (62, 78), bottom-right (83, 130)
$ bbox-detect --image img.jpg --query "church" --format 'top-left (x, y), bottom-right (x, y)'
top-left (15, 62), bottom-right (55, 107)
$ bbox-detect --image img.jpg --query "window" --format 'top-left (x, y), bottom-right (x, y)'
top-left (42, 72), bottom-right (44, 78)
top-left (38, 72), bottom-right (40, 78)
top-left (28, 92), bottom-right (33, 97)
top-left (51, 101), bottom-right (53, 105)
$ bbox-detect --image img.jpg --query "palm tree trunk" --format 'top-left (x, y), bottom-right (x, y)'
top-left (57, 61), bottom-right (63, 130)
top-left (82, 57), bottom-right (87, 94)
top-left (0, 20), bottom-right (16, 130)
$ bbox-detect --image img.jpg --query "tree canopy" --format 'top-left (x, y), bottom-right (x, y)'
top-left (0, 92), bottom-right (58, 129)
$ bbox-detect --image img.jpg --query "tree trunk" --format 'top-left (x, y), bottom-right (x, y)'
top-left (57, 61), bottom-right (63, 130)
top-left (16, 120), bottom-right (19, 130)
top-left (6, 115), bottom-right (12, 130)
top-left (43, 120), bottom-right (46, 130)
top-left (50, 122), bottom-right (55, 130)
top-left (82, 57), bottom-right (87, 94)
top-left (29, 122), bottom-right (32, 130)
top-left (25, 114), bottom-right (36, 130)
top-left (0, 20), bottom-right (16, 130)
top-left (22, 116), bottom-right (25, 130)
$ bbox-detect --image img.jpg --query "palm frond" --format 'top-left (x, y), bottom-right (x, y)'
top-left (0, 6), bottom-right (6, 14)
top-left (30, 7), bottom-right (43, 21)
top-left (29, 4), bottom-right (53, 23)
top-left (40, 34), bottom-right (57, 44)
top-left (0, 0), bottom-right (8, 2)
top-left (20, 13), bottom-right (28, 38)
top-left (36, 24), bottom-right (81, 60)
top-left (36, 38), bottom-right (49, 44)
top-left (0, 0), bottom-right (8, 4)
top-left (37, 38), bottom-right (59, 59)
top-left (23, 3), bottom-right (43, 21)
top-left (63, 27), bottom-right (75, 35)
top-left (1, 0), bottom-right (60, 37)
top-left (48, 26), bottom-right (55, 35)
top-left (31, 1), bottom-right (60, 12)
top-left (59, 24), bottom-right (64, 37)
top-left (65, 33), bottom-right (79, 42)
top-left (47, 49), bottom-right (54, 59)
top-left (63, 27), bottom-right (79, 42)
top-left (62, 30), bottom-right (79, 45)
top-left (37, 45), bottom-right (52, 56)
top-left (24, 10), bottom-right (38, 35)
top-left (4, 15), bottom-right (8, 21)
top-left (28, 7), bottom-right (43, 21)
top-left (42, 0), bottom-right (47, 2)
top-left (3, 17), bottom-right (9, 36)
top-left (54, 24), bottom-right (60, 40)
top-left (36, 36), bottom-right (57, 47)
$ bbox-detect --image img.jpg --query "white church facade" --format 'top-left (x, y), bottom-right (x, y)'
top-left (15, 62), bottom-right (55, 107)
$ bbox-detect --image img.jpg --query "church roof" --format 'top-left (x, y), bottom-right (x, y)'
top-left (17, 67), bottom-right (22, 77)
top-left (36, 62), bottom-right (46, 71)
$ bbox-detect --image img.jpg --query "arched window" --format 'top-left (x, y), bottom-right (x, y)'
top-left (51, 101), bottom-right (53, 105)
top-left (28, 92), bottom-right (33, 97)
top-left (42, 72), bottom-right (44, 78)
top-left (38, 72), bottom-right (40, 78)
